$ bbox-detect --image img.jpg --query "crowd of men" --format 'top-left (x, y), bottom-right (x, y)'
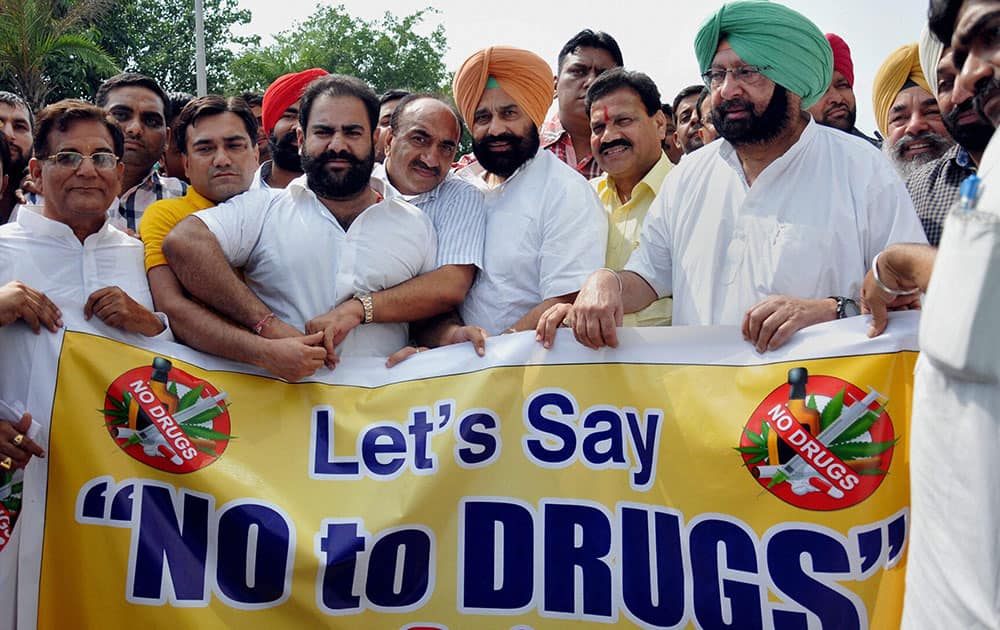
top-left (0, 0), bottom-right (998, 625)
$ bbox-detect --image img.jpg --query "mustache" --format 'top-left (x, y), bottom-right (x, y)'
top-left (946, 97), bottom-right (986, 128)
top-left (972, 77), bottom-right (1000, 116)
top-left (269, 129), bottom-right (297, 149)
top-left (824, 102), bottom-right (850, 116)
top-left (889, 131), bottom-right (952, 158)
top-left (314, 149), bottom-right (363, 165)
top-left (410, 158), bottom-right (440, 176)
top-left (598, 139), bottom-right (632, 153)
top-left (481, 132), bottom-right (522, 146)
top-left (716, 98), bottom-right (753, 115)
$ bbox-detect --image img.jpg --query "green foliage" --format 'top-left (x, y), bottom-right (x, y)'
top-left (227, 5), bottom-right (449, 95)
top-left (0, 0), bottom-right (119, 109)
top-left (818, 388), bottom-right (845, 431)
top-left (90, 0), bottom-right (257, 95)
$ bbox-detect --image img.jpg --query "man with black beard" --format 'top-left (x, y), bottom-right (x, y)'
top-left (535, 1), bottom-right (925, 353)
top-left (908, 45), bottom-right (995, 245)
top-left (252, 68), bottom-right (328, 190)
top-left (0, 92), bottom-right (33, 223)
top-left (163, 75), bottom-right (438, 371)
top-left (451, 46), bottom-right (607, 335)
top-left (806, 34), bottom-right (881, 147)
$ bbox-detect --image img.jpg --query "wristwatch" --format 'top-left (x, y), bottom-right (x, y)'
top-left (829, 296), bottom-right (860, 319)
top-left (355, 293), bottom-right (374, 324)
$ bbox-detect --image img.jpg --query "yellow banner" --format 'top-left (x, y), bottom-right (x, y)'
top-left (14, 319), bottom-right (918, 629)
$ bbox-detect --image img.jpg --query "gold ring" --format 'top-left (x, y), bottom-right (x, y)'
top-left (0, 456), bottom-right (11, 470)
top-left (12, 434), bottom-right (24, 447)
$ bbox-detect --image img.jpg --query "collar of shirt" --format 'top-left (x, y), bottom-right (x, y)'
top-left (456, 149), bottom-right (541, 195)
top-left (540, 112), bottom-right (599, 176)
top-left (184, 186), bottom-right (216, 208)
top-left (718, 117), bottom-right (818, 187)
top-left (258, 160), bottom-right (274, 188)
top-left (18, 203), bottom-right (117, 245)
top-left (594, 152), bottom-right (673, 210)
top-left (286, 173), bottom-right (393, 216)
top-left (122, 168), bottom-right (162, 199)
top-left (539, 112), bottom-right (567, 146)
top-left (370, 161), bottom-right (446, 205)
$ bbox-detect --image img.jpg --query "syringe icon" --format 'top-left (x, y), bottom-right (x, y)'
top-left (773, 387), bottom-right (884, 485)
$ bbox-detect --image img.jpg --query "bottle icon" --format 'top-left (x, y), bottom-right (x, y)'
top-left (768, 367), bottom-right (821, 464)
top-left (127, 357), bottom-right (179, 431)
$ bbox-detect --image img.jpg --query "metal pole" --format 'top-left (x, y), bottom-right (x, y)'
top-left (194, 0), bottom-right (207, 95)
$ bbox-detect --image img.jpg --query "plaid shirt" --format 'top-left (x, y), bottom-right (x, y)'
top-left (540, 113), bottom-right (603, 179)
top-left (906, 144), bottom-right (976, 246)
top-left (116, 169), bottom-right (188, 232)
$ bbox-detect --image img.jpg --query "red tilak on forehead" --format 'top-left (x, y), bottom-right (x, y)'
top-left (602, 104), bottom-right (610, 123)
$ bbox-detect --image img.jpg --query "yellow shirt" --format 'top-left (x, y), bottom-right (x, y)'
top-left (139, 187), bottom-right (216, 271)
top-left (591, 152), bottom-right (673, 327)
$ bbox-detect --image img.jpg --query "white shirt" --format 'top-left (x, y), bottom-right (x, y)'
top-left (249, 160), bottom-right (273, 191)
top-left (901, 134), bottom-right (1000, 630)
top-left (196, 175), bottom-right (437, 357)
top-left (626, 119), bottom-right (928, 325)
top-left (0, 207), bottom-right (167, 339)
top-left (458, 149), bottom-right (608, 335)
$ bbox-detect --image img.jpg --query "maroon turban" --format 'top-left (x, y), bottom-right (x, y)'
top-left (825, 33), bottom-right (854, 87)
top-left (261, 68), bottom-right (328, 136)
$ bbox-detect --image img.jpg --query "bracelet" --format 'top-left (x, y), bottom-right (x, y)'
top-left (253, 312), bottom-right (276, 335)
top-left (597, 267), bottom-right (624, 293)
top-left (355, 293), bottom-right (374, 324)
top-left (871, 252), bottom-right (919, 296)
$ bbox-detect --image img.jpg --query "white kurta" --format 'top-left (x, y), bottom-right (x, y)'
top-left (0, 208), bottom-right (165, 336)
top-left (196, 175), bottom-right (437, 357)
top-left (0, 209), bottom-right (170, 628)
top-left (901, 135), bottom-right (1000, 630)
top-left (625, 119), bottom-right (928, 325)
top-left (459, 149), bottom-right (608, 335)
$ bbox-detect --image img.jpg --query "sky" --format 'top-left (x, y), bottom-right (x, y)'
top-left (233, 0), bottom-right (929, 136)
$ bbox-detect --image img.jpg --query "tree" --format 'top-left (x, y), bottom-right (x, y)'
top-left (227, 5), bottom-right (449, 95)
top-left (0, 0), bottom-right (119, 110)
top-left (90, 0), bottom-right (258, 95)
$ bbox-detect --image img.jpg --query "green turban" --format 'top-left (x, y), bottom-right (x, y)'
top-left (694, 1), bottom-right (833, 110)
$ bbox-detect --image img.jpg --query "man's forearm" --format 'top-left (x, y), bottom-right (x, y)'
top-left (882, 243), bottom-right (937, 293)
top-left (162, 216), bottom-right (273, 328)
top-left (621, 271), bottom-right (660, 314)
top-left (148, 266), bottom-right (272, 367)
top-left (361, 264), bottom-right (475, 324)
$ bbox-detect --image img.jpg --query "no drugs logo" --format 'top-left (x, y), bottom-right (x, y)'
top-left (738, 367), bottom-right (896, 511)
top-left (102, 357), bottom-right (232, 473)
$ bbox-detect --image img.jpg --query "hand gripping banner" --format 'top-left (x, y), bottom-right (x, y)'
top-left (1, 313), bottom-right (920, 629)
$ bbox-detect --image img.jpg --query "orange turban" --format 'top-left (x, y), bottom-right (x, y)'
top-left (261, 68), bottom-right (328, 136)
top-left (452, 46), bottom-right (553, 130)
top-left (872, 44), bottom-right (931, 138)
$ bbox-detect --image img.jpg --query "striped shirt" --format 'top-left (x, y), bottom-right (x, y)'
top-left (373, 164), bottom-right (486, 269)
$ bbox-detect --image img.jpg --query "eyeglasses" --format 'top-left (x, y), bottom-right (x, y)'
top-left (42, 151), bottom-right (119, 170)
top-left (701, 65), bottom-right (773, 88)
